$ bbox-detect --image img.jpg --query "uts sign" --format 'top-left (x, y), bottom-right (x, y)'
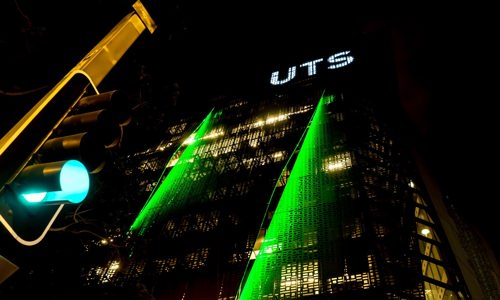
top-left (270, 51), bottom-right (354, 85)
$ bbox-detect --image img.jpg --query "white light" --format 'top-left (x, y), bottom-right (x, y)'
top-left (270, 66), bottom-right (297, 85)
top-left (265, 114), bottom-right (287, 124)
top-left (254, 120), bottom-right (265, 127)
top-left (324, 153), bottom-right (352, 173)
top-left (251, 114), bottom-right (287, 129)
top-left (183, 134), bottom-right (196, 145)
top-left (327, 162), bottom-right (345, 171)
top-left (109, 261), bottom-right (120, 270)
top-left (272, 152), bottom-right (283, 158)
top-left (203, 129), bottom-right (224, 140)
top-left (167, 158), bottom-right (179, 167)
top-left (285, 280), bottom-right (296, 286)
top-left (300, 58), bottom-right (323, 76)
top-left (270, 50), bottom-right (354, 86)
top-left (250, 250), bottom-right (259, 260)
top-left (327, 51), bottom-right (354, 69)
top-left (421, 228), bottom-right (431, 236)
top-left (22, 192), bottom-right (47, 203)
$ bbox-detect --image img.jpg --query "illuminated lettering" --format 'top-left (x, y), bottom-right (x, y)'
top-left (270, 66), bottom-right (297, 85)
top-left (270, 50), bottom-right (353, 85)
top-left (300, 59), bottom-right (324, 76)
top-left (327, 51), bottom-right (354, 69)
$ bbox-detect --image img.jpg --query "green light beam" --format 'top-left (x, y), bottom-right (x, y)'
top-left (238, 94), bottom-right (340, 299)
top-left (129, 109), bottom-right (219, 236)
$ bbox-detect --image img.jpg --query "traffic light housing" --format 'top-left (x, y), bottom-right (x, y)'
top-left (0, 86), bottom-right (132, 245)
top-left (11, 87), bottom-right (131, 198)
top-left (36, 89), bottom-right (131, 174)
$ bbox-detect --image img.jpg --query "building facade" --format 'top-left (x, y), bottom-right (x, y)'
top-left (78, 35), bottom-right (474, 299)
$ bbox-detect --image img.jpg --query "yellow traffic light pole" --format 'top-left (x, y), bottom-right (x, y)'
top-left (0, 1), bottom-right (156, 246)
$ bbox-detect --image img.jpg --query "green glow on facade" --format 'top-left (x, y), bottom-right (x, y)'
top-left (129, 109), bottom-right (219, 236)
top-left (238, 94), bottom-right (341, 299)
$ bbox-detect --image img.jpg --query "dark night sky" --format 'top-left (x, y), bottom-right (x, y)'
top-left (1, 2), bottom-right (497, 257)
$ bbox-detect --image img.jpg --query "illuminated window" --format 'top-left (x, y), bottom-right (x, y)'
top-left (167, 122), bottom-right (188, 135)
top-left (345, 219), bottom-right (363, 238)
top-left (326, 258), bottom-right (374, 292)
top-left (183, 133), bottom-right (196, 145)
top-left (272, 151), bottom-right (286, 162)
top-left (154, 257), bottom-right (177, 273)
top-left (94, 260), bottom-right (121, 283)
top-left (323, 152), bottom-right (352, 173)
top-left (279, 261), bottom-right (320, 297)
top-left (185, 247), bottom-right (210, 270)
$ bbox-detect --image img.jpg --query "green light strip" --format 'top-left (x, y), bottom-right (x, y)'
top-left (238, 94), bottom-right (338, 299)
top-left (129, 109), bottom-right (218, 236)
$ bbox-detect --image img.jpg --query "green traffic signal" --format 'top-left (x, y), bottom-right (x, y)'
top-left (12, 160), bottom-right (90, 205)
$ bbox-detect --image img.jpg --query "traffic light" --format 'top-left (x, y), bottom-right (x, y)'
top-left (10, 88), bottom-right (131, 203)
top-left (0, 87), bottom-right (132, 245)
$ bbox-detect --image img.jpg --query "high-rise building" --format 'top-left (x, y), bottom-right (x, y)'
top-left (1, 6), bottom-right (498, 299)
top-left (76, 32), bottom-right (481, 300)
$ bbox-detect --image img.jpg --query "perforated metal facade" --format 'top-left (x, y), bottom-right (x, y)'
top-left (80, 39), bottom-right (471, 299)
top-left (79, 84), bottom-right (470, 299)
